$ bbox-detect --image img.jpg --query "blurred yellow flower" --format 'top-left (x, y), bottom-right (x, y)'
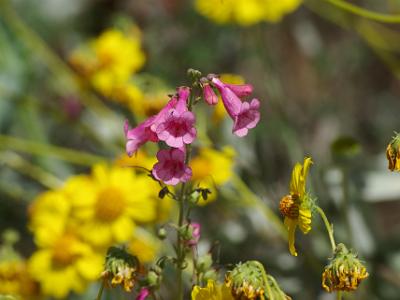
top-left (28, 231), bottom-right (103, 299)
top-left (28, 190), bottom-right (71, 247)
top-left (191, 280), bottom-right (234, 300)
top-left (190, 146), bottom-right (235, 205)
top-left (115, 150), bottom-right (157, 171)
top-left (66, 164), bottom-right (159, 247)
top-left (129, 89), bottom-right (172, 118)
top-left (70, 27), bottom-right (145, 104)
top-left (195, 0), bottom-right (301, 26)
top-left (279, 157), bottom-right (313, 256)
top-left (127, 228), bottom-right (160, 264)
top-left (0, 260), bottom-right (38, 299)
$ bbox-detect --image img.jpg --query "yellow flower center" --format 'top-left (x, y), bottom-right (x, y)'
top-left (52, 235), bottom-right (80, 267)
top-left (279, 194), bottom-right (299, 219)
top-left (95, 187), bottom-right (126, 222)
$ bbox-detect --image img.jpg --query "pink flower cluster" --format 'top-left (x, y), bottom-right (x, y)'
top-left (124, 74), bottom-right (261, 186)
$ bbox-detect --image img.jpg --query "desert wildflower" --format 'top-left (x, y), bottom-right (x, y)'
top-left (279, 157), bottom-right (313, 256)
top-left (210, 76), bottom-right (260, 137)
top-left (28, 231), bottom-right (103, 298)
top-left (195, 0), bottom-right (302, 26)
top-left (102, 247), bottom-right (139, 292)
top-left (322, 243), bottom-right (368, 292)
top-left (190, 146), bottom-right (235, 204)
top-left (386, 132), bottom-right (400, 171)
top-left (65, 164), bottom-right (158, 247)
top-left (192, 279), bottom-right (234, 300)
top-left (152, 148), bottom-right (192, 185)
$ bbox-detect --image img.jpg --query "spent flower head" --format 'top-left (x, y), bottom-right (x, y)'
top-left (386, 132), bottom-right (400, 172)
top-left (322, 243), bottom-right (368, 293)
top-left (102, 247), bottom-right (140, 292)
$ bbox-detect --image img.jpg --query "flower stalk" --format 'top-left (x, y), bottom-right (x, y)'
top-left (316, 206), bottom-right (336, 253)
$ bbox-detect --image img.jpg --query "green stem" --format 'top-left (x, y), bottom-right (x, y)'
top-left (0, 134), bottom-right (105, 166)
top-left (322, 0), bottom-right (400, 23)
top-left (96, 281), bottom-right (105, 300)
top-left (336, 290), bottom-right (343, 300)
top-left (0, 151), bottom-right (63, 189)
top-left (175, 89), bottom-right (195, 300)
top-left (316, 206), bottom-right (337, 252)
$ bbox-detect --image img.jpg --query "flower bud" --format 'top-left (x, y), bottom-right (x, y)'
top-left (202, 84), bottom-right (218, 105)
top-left (157, 227), bottom-right (167, 240)
top-left (322, 243), bottom-right (368, 293)
top-left (195, 254), bottom-right (213, 272)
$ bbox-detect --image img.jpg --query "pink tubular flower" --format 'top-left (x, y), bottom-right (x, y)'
top-left (152, 148), bottom-right (192, 185)
top-left (136, 288), bottom-right (150, 300)
top-left (124, 95), bottom-right (179, 156)
top-left (155, 87), bottom-right (196, 148)
top-left (211, 77), bottom-right (260, 137)
top-left (202, 83), bottom-right (218, 105)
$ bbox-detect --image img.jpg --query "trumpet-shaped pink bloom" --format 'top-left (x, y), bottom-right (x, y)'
top-left (155, 87), bottom-right (197, 148)
top-left (124, 117), bottom-right (158, 157)
top-left (211, 77), bottom-right (260, 137)
top-left (136, 288), bottom-right (150, 300)
top-left (202, 83), bottom-right (218, 105)
top-left (152, 148), bottom-right (192, 185)
top-left (124, 93), bottom-right (180, 156)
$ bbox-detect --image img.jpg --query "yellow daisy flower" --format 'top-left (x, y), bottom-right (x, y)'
top-left (190, 146), bottom-right (235, 205)
top-left (192, 280), bottom-right (234, 300)
top-left (65, 164), bottom-right (158, 247)
top-left (28, 231), bottom-right (103, 299)
top-left (279, 157), bottom-right (313, 256)
top-left (127, 228), bottom-right (160, 264)
top-left (195, 0), bottom-right (301, 26)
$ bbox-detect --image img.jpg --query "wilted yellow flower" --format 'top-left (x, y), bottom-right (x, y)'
top-left (386, 132), bottom-right (400, 171)
top-left (192, 279), bottom-right (234, 300)
top-left (279, 157), bottom-right (313, 256)
top-left (195, 0), bottom-right (301, 26)
top-left (70, 27), bottom-right (145, 104)
top-left (65, 164), bottom-right (158, 247)
top-left (190, 146), bottom-right (235, 205)
top-left (28, 231), bottom-right (103, 299)
top-left (322, 244), bottom-right (368, 293)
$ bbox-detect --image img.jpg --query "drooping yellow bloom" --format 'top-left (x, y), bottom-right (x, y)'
top-left (195, 0), bottom-right (302, 26)
top-left (65, 164), bottom-right (159, 247)
top-left (190, 146), bottom-right (235, 205)
top-left (279, 157), bottom-right (313, 256)
top-left (70, 27), bottom-right (145, 104)
top-left (28, 231), bottom-right (103, 299)
top-left (386, 132), bottom-right (400, 171)
top-left (192, 280), bottom-right (234, 300)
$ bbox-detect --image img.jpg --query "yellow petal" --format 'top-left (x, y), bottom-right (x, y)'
top-left (284, 218), bottom-right (298, 256)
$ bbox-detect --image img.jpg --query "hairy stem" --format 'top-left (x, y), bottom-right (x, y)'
top-left (316, 206), bottom-right (337, 252)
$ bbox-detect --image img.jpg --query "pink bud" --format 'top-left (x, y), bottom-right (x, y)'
top-left (203, 84), bottom-right (218, 105)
